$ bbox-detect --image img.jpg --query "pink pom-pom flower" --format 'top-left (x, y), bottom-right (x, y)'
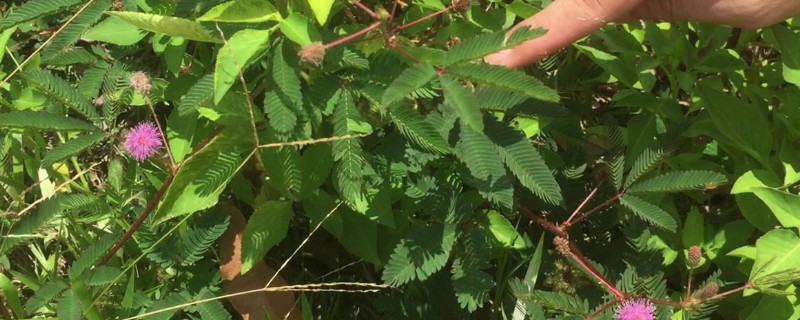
top-left (615, 299), bottom-right (656, 320)
top-left (124, 122), bottom-right (162, 161)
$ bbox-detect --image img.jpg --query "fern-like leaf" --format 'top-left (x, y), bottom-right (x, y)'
top-left (272, 41), bottom-right (302, 105)
top-left (144, 290), bottom-right (193, 320)
top-left (382, 224), bottom-right (456, 286)
top-left (180, 213), bottom-right (230, 265)
top-left (0, 111), bottom-right (98, 131)
top-left (78, 61), bottom-right (111, 98)
top-left (456, 126), bottom-right (514, 209)
top-left (512, 289), bottom-right (590, 316)
top-left (388, 102), bottom-right (449, 154)
top-left (624, 147), bottom-right (669, 188)
top-left (178, 74), bottom-right (214, 115)
top-left (56, 289), bottom-right (81, 320)
top-left (332, 91), bottom-right (369, 204)
top-left (84, 266), bottom-right (122, 286)
top-left (440, 75), bottom-right (484, 131)
top-left (25, 280), bottom-right (68, 313)
top-left (382, 63), bottom-right (437, 106)
top-left (22, 70), bottom-right (99, 120)
top-left (447, 64), bottom-right (559, 102)
top-left (484, 117), bottom-right (562, 205)
top-left (68, 232), bottom-right (116, 280)
top-left (627, 170), bottom-right (727, 193)
top-left (42, 132), bottom-right (106, 167)
top-left (619, 195), bottom-right (677, 232)
top-left (444, 27), bottom-right (546, 66)
top-left (1, 196), bottom-right (63, 253)
top-left (195, 289), bottom-right (232, 320)
top-left (451, 229), bottom-right (492, 312)
top-left (41, 0), bottom-right (110, 61)
top-left (0, 0), bottom-right (82, 29)
top-left (45, 47), bottom-right (100, 66)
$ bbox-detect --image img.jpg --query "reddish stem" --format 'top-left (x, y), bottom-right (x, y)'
top-left (567, 242), bottom-right (625, 299)
top-left (685, 267), bottom-right (695, 302)
top-left (519, 207), bottom-right (563, 235)
top-left (395, 5), bottom-right (454, 31)
top-left (565, 183), bottom-right (602, 225)
top-left (703, 283), bottom-right (750, 302)
top-left (98, 173), bottom-right (174, 265)
top-left (352, 1), bottom-right (379, 20)
top-left (565, 191), bottom-right (625, 228)
top-left (324, 22), bottom-right (382, 49)
top-left (387, 42), bottom-right (420, 63)
top-left (390, 0), bottom-right (400, 21)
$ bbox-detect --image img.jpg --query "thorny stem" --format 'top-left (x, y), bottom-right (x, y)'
top-left (566, 242), bottom-right (625, 299)
top-left (352, 1), bottom-right (379, 20)
top-left (564, 191), bottom-right (625, 228)
top-left (564, 183), bottom-right (602, 225)
top-left (395, 5), bottom-right (454, 31)
top-left (98, 174), bottom-right (174, 265)
top-left (325, 22), bottom-right (382, 49)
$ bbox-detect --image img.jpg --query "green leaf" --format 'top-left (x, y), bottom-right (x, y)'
top-left (144, 290), bottom-right (192, 320)
top-left (750, 229), bottom-right (800, 289)
top-left (627, 170), bottom-right (727, 193)
top-left (41, 0), bottom-right (110, 61)
top-left (440, 74), bottom-right (483, 131)
top-left (57, 289), bottom-right (82, 320)
top-left (42, 132), bottom-right (106, 167)
top-left (178, 73), bottom-right (214, 115)
top-left (181, 213), bottom-right (230, 265)
top-left (260, 144), bottom-right (303, 199)
top-left (0, 111), bottom-right (98, 131)
top-left (23, 70), bottom-right (99, 120)
top-left (0, 273), bottom-right (23, 318)
top-left (107, 11), bottom-right (222, 43)
top-left (382, 63), bottom-right (437, 106)
top-left (302, 191), bottom-right (382, 264)
top-left (484, 116), bottom-right (562, 205)
top-left (574, 44), bottom-right (636, 86)
top-left (388, 102), bottom-right (449, 154)
top-left (486, 210), bottom-right (526, 249)
top-left (444, 27), bottom-right (546, 66)
top-left (763, 25), bottom-right (800, 87)
top-left (84, 266), bottom-right (122, 286)
top-left (750, 187), bottom-right (800, 229)
top-left (279, 13), bottom-right (322, 46)
top-left (456, 126), bottom-right (514, 210)
top-left (682, 207), bottom-right (704, 248)
top-left (451, 229), bottom-right (493, 312)
top-left (154, 131), bottom-right (247, 223)
top-left (619, 194), bottom-right (677, 232)
top-left (1, 196), bottom-right (63, 253)
top-left (0, 0), bottom-right (81, 29)
top-left (25, 280), bottom-right (68, 313)
top-left (699, 85), bottom-right (772, 165)
top-left (83, 16), bottom-right (149, 45)
top-left (308, 0), bottom-right (335, 25)
top-left (382, 224), bottom-right (456, 286)
top-left (195, 289), bottom-right (232, 320)
top-left (332, 91), bottom-right (369, 204)
top-left (214, 28), bottom-right (273, 103)
top-left (513, 290), bottom-right (590, 316)
top-left (241, 201), bottom-right (294, 273)
top-left (198, 0), bottom-right (282, 23)
top-left (447, 64), bottom-right (559, 102)
top-left (625, 147), bottom-right (669, 188)
top-left (68, 233), bottom-right (115, 280)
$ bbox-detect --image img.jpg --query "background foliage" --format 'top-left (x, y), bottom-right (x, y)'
top-left (1, 0), bottom-right (800, 319)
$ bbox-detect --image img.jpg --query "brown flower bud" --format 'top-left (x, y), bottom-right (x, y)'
top-left (130, 71), bottom-right (152, 95)
top-left (553, 236), bottom-right (570, 256)
top-left (299, 42), bottom-right (326, 66)
top-left (452, 0), bottom-right (470, 11)
top-left (701, 282), bottom-right (719, 298)
top-left (688, 245), bottom-right (702, 267)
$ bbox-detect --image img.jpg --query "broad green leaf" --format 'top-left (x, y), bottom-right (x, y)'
top-left (107, 11), bottom-right (222, 43)
top-left (456, 126), bottom-right (514, 209)
top-left (302, 191), bottom-right (382, 264)
top-left (682, 207), bottom-right (704, 248)
top-left (166, 109), bottom-right (197, 163)
top-left (627, 170), bottom-right (727, 193)
top-left (198, 0), bottom-right (282, 23)
top-left (731, 170), bottom-right (782, 194)
top-left (575, 44), bottom-right (636, 86)
top-left (750, 187), bottom-right (800, 229)
top-left (699, 86), bottom-right (772, 165)
top-left (241, 201), bottom-right (294, 273)
top-left (750, 229), bottom-right (800, 289)
top-left (486, 211), bottom-right (526, 249)
top-left (0, 111), bottom-right (98, 131)
top-left (440, 74), bottom-right (483, 131)
top-left (484, 116), bottom-right (562, 205)
top-left (763, 25), bottom-right (800, 87)
top-left (619, 194), bottom-right (677, 232)
top-left (382, 63), bottom-right (437, 106)
top-left (154, 131), bottom-right (247, 223)
top-left (0, 273), bottom-right (23, 318)
top-left (388, 101), bottom-right (449, 154)
top-left (214, 28), bottom-right (273, 103)
top-left (83, 16), bottom-right (148, 45)
top-left (308, 0), bottom-right (335, 25)
top-left (42, 133), bottom-right (106, 167)
top-left (279, 13), bottom-right (322, 46)
top-left (447, 64), bottom-right (559, 102)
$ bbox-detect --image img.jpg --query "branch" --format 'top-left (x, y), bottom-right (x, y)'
top-left (325, 22), bottom-right (382, 49)
top-left (564, 191), bottom-right (625, 228)
top-left (394, 5), bottom-right (454, 31)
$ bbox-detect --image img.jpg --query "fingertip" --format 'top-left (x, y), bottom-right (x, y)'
top-left (484, 49), bottom-right (512, 66)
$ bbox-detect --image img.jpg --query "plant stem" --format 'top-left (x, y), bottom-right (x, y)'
top-left (519, 207), bottom-right (563, 235)
top-left (685, 266), bottom-right (695, 302)
top-left (352, 1), bottom-right (379, 20)
top-left (564, 191), bottom-right (625, 228)
top-left (145, 96), bottom-right (176, 172)
top-left (703, 283), bottom-right (750, 302)
top-left (325, 22), bottom-right (382, 49)
top-left (566, 242), bottom-right (625, 299)
top-left (565, 183), bottom-right (602, 225)
top-left (395, 5), bottom-right (454, 31)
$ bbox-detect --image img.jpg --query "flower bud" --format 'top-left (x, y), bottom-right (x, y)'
top-left (688, 245), bottom-right (702, 267)
top-left (299, 42), bottom-right (326, 66)
top-left (553, 236), bottom-right (570, 256)
top-left (701, 282), bottom-right (719, 298)
top-left (452, 0), bottom-right (470, 11)
top-left (130, 71), bottom-right (152, 95)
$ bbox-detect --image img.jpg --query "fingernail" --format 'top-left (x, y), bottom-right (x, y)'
top-left (484, 49), bottom-right (511, 66)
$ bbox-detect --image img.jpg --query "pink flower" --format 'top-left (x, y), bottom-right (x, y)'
top-left (125, 122), bottom-right (162, 161)
top-left (615, 299), bottom-right (655, 320)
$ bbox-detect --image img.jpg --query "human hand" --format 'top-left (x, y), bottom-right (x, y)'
top-left (485, 0), bottom-right (800, 68)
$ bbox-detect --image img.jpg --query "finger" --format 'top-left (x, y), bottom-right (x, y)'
top-left (622, 0), bottom-right (800, 29)
top-left (485, 0), bottom-right (644, 68)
